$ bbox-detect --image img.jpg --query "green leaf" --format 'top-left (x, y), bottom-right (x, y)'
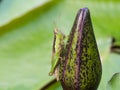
top-left (0, 0), bottom-right (51, 26)
top-left (107, 73), bottom-right (120, 90)
top-left (0, 0), bottom-right (120, 90)
top-left (39, 79), bottom-right (62, 90)
top-left (97, 38), bottom-right (120, 90)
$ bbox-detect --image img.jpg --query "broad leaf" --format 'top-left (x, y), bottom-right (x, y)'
top-left (0, 0), bottom-right (120, 90)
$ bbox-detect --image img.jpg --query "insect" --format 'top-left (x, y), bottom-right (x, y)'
top-left (49, 28), bottom-right (65, 80)
top-left (49, 7), bottom-right (102, 90)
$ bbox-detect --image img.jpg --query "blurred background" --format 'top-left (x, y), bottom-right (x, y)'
top-left (0, 0), bottom-right (120, 90)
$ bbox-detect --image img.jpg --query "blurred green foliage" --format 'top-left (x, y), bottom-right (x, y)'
top-left (0, 0), bottom-right (120, 90)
